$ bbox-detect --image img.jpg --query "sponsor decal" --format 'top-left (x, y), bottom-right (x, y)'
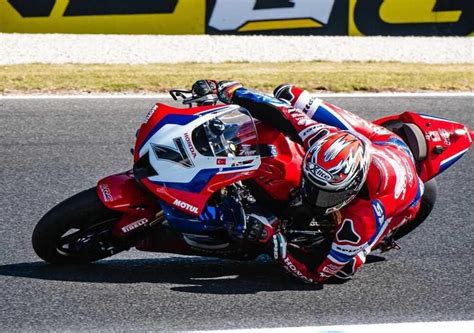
top-left (322, 264), bottom-right (340, 275)
top-left (427, 130), bottom-right (442, 142)
top-left (121, 218), bottom-right (148, 233)
top-left (438, 128), bottom-right (451, 145)
top-left (151, 137), bottom-right (194, 168)
top-left (208, 0), bottom-right (335, 33)
top-left (99, 183), bottom-right (113, 202)
top-left (238, 144), bottom-right (257, 156)
top-left (351, 0), bottom-right (472, 36)
top-left (283, 257), bottom-right (313, 283)
top-left (4, 0), bottom-right (471, 36)
top-left (8, 0), bottom-right (178, 17)
top-left (335, 245), bottom-right (361, 254)
top-left (300, 96), bottom-right (323, 117)
top-left (302, 97), bottom-right (316, 113)
top-left (144, 105), bottom-right (158, 123)
top-left (298, 124), bottom-right (325, 141)
top-left (273, 236), bottom-right (279, 260)
top-left (372, 200), bottom-right (385, 227)
top-left (2, 0), bottom-right (204, 34)
top-left (183, 132), bottom-right (197, 158)
top-left (309, 165), bottom-right (333, 182)
top-left (173, 199), bottom-right (199, 214)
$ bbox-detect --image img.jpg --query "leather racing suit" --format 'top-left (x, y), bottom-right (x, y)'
top-left (218, 83), bottom-right (424, 284)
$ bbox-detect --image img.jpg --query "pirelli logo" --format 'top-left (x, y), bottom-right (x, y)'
top-left (1, 0), bottom-right (472, 36)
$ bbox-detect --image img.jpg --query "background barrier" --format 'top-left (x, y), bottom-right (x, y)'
top-left (1, 0), bottom-right (472, 36)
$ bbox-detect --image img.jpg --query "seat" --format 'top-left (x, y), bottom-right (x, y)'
top-left (380, 120), bottom-right (428, 161)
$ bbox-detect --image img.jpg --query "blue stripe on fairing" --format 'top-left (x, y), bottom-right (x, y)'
top-left (311, 105), bottom-right (349, 130)
top-left (160, 201), bottom-right (224, 234)
top-left (138, 114), bottom-right (198, 152)
top-left (438, 151), bottom-right (467, 174)
top-left (150, 165), bottom-right (254, 193)
top-left (418, 113), bottom-right (450, 121)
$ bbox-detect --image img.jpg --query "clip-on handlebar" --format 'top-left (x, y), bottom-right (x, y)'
top-left (169, 89), bottom-right (219, 108)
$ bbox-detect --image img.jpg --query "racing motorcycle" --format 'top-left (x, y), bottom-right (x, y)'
top-left (32, 89), bottom-right (473, 266)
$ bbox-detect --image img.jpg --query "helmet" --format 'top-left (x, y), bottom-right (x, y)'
top-left (302, 131), bottom-right (371, 214)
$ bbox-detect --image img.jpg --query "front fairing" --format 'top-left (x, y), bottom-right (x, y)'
top-left (134, 103), bottom-right (261, 216)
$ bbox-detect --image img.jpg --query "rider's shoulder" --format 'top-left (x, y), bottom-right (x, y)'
top-left (338, 199), bottom-right (376, 225)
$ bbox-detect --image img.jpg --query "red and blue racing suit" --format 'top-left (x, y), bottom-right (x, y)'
top-left (223, 84), bottom-right (424, 283)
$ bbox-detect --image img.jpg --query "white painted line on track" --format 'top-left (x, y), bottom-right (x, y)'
top-left (194, 321), bottom-right (474, 333)
top-left (1, 92), bottom-right (473, 100)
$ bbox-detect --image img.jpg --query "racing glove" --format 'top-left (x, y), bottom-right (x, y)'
top-left (192, 80), bottom-right (218, 97)
top-left (191, 80), bottom-right (243, 104)
top-left (216, 81), bottom-right (243, 104)
top-left (243, 213), bottom-right (277, 243)
top-left (272, 233), bottom-right (320, 284)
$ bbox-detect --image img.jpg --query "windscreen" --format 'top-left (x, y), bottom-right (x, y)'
top-left (191, 108), bottom-right (259, 158)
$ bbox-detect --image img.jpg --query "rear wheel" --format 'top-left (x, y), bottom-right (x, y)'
top-left (32, 187), bottom-right (124, 264)
top-left (394, 178), bottom-right (438, 240)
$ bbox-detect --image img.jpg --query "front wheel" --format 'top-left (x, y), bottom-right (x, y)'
top-left (32, 187), bottom-right (124, 264)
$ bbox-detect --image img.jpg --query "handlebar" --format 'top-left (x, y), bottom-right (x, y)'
top-left (169, 89), bottom-right (219, 108)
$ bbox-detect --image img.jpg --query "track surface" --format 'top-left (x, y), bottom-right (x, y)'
top-left (0, 96), bottom-right (472, 331)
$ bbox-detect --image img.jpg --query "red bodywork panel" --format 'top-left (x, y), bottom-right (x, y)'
top-left (134, 103), bottom-right (219, 162)
top-left (140, 171), bottom-right (256, 217)
top-left (113, 105), bottom-right (472, 222)
top-left (374, 112), bottom-right (473, 182)
top-left (133, 103), bottom-right (259, 217)
top-left (97, 105), bottom-right (472, 243)
top-left (96, 171), bottom-right (159, 237)
top-left (252, 121), bottom-right (305, 201)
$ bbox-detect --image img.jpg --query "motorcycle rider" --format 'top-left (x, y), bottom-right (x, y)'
top-left (191, 80), bottom-right (425, 284)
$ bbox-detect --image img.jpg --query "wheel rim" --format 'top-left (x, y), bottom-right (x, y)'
top-left (55, 218), bottom-right (119, 258)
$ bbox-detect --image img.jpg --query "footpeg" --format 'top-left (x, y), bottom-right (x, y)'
top-left (378, 237), bottom-right (401, 253)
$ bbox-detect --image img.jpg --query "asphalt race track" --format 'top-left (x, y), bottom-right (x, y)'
top-left (0, 96), bottom-right (472, 331)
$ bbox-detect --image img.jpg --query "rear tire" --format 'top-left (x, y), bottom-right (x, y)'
top-left (394, 178), bottom-right (438, 240)
top-left (32, 187), bottom-right (123, 264)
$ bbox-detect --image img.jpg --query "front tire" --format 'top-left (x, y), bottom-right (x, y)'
top-left (32, 187), bottom-right (123, 264)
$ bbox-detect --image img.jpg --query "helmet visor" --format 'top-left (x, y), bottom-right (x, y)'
top-left (302, 178), bottom-right (356, 211)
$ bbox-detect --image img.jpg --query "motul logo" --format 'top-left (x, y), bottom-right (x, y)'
top-left (173, 199), bottom-right (198, 214)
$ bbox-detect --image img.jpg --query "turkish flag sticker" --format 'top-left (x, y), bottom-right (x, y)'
top-left (217, 158), bottom-right (226, 165)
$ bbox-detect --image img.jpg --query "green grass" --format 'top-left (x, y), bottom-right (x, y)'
top-left (1, 62), bottom-right (472, 94)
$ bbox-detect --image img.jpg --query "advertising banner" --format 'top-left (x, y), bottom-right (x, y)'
top-left (1, 0), bottom-right (472, 36)
top-left (0, 0), bottom-right (205, 34)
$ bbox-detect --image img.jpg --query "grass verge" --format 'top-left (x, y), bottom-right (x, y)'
top-left (1, 62), bottom-right (473, 94)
